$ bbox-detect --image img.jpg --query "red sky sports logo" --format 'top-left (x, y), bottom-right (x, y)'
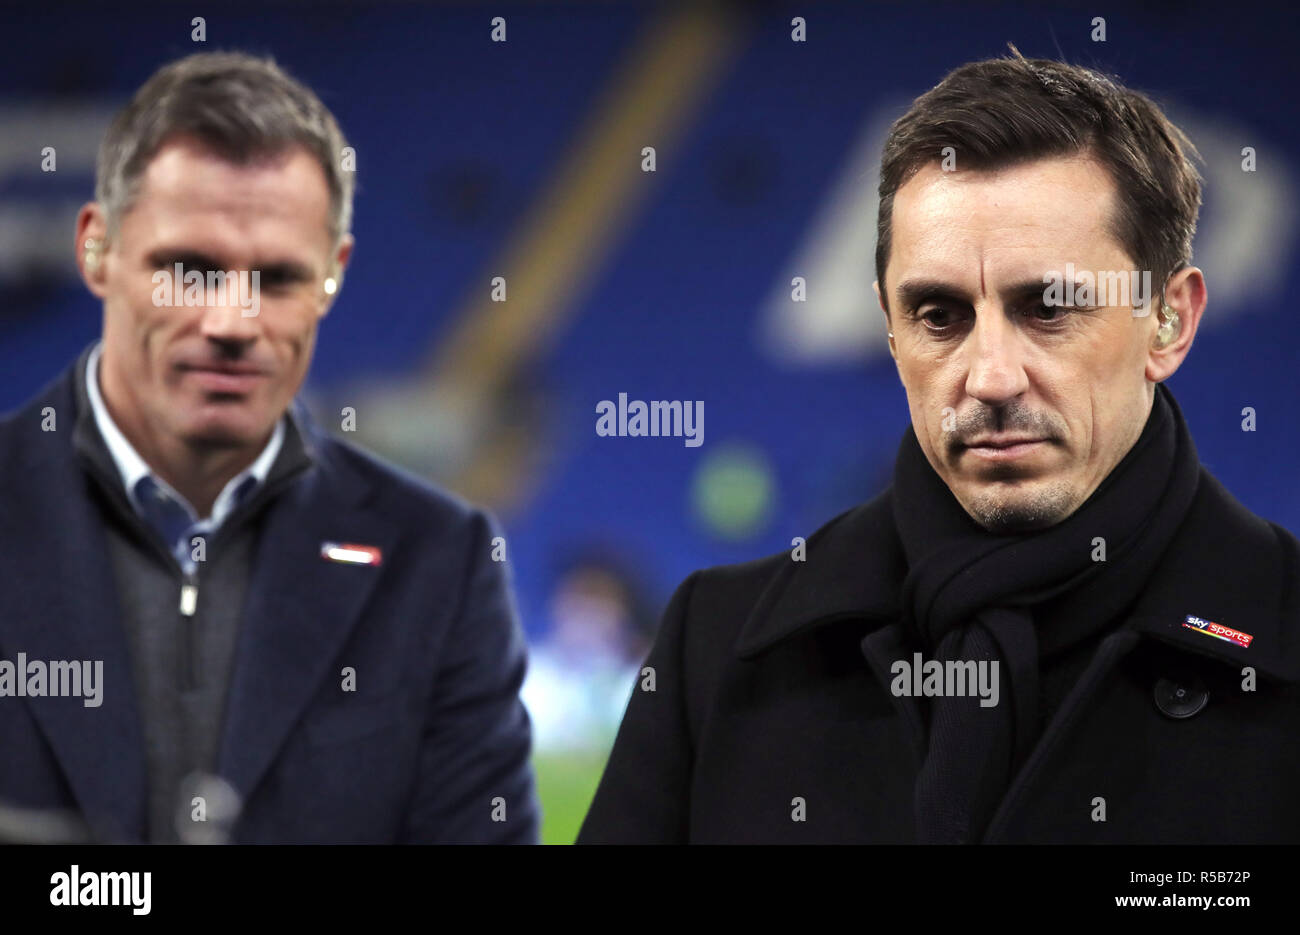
top-left (1182, 614), bottom-right (1253, 648)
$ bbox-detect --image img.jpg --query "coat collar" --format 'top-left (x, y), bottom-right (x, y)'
top-left (735, 490), bottom-right (903, 658)
top-left (736, 465), bottom-right (1300, 684)
top-left (0, 347), bottom-right (400, 840)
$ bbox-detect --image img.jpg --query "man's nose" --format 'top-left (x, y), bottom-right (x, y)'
top-left (964, 306), bottom-right (1029, 405)
top-left (198, 277), bottom-right (260, 343)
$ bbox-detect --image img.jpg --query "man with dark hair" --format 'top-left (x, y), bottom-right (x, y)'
top-left (579, 54), bottom-right (1300, 844)
top-left (0, 51), bottom-right (539, 843)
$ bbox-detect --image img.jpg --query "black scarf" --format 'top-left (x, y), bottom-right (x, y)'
top-left (890, 383), bottom-right (1200, 843)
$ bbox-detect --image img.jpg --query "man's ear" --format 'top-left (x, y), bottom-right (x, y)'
top-left (874, 280), bottom-right (897, 362)
top-left (1146, 266), bottom-right (1206, 384)
top-left (320, 233), bottom-right (354, 317)
top-left (75, 203), bottom-right (111, 299)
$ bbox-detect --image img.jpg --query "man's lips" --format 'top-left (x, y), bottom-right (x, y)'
top-left (961, 436), bottom-right (1050, 462)
top-left (178, 363), bottom-right (267, 394)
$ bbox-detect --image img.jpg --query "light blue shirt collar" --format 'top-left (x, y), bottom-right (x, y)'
top-left (85, 342), bottom-right (284, 529)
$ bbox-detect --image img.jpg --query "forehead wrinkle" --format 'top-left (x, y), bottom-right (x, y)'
top-left (979, 251), bottom-right (987, 306)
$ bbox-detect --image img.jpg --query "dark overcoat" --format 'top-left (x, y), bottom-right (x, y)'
top-left (579, 467), bottom-right (1300, 843)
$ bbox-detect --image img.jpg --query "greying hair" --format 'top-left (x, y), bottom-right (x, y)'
top-left (95, 51), bottom-right (353, 246)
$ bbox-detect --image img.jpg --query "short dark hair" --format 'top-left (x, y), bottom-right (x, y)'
top-left (875, 52), bottom-right (1202, 310)
top-left (96, 51), bottom-right (353, 246)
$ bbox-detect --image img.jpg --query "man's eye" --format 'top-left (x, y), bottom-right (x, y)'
top-left (257, 270), bottom-right (307, 293)
top-left (918, 307), bottom-right (961, 330)
top-left (1027, 304), bottom-right (1069, 323)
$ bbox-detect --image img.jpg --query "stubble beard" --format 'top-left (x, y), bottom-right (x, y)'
top-left (960, 477), bottom-right (1081, 534)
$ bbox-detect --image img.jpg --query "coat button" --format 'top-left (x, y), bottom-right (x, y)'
top-left (1153, 675), bottom-right (1208, 719)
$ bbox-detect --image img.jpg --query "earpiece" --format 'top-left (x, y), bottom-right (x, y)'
top-left (83, 237), bottom-right (104, 273)
top-left (1154, 304), bottom-right (1181, 347)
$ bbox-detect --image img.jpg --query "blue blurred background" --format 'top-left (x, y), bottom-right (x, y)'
top-left (2, 0), bottom-right (1297, 841)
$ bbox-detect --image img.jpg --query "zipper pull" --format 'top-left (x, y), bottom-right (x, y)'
top-left (179, 570), bottom-right (200, 690)
top-left (179, 581), bottom-right (198, 617)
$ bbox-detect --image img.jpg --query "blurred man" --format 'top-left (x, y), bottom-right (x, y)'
top-left (580, 54), bottom-right (1300, 843)
top-left (0, 52), bottom-right (538, 843)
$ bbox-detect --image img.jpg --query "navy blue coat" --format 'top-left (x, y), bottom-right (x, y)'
top-left (0, 356), bottom-right (538, 843)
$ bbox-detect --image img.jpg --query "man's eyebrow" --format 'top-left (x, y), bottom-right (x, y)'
top-left (1003, 279), bottom-right (1056, 305)
top-left (255, 260), bottom-right (315, 282)
top-left (144, 249), bottom-right (314, 281)
top-left (894, 278), bottom-right (1061, 308)
top-left (895, 279), bottom-right (972, 309)
top-left (145, 248), bottom-right (228, 271)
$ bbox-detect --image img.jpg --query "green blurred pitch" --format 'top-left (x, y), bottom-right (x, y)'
top-left (534, 750), bottom-right (611, 845)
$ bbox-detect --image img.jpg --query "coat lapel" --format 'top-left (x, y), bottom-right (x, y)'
top-left (0, 370), bottom-right (146, 842)
top-left (214, 434), bottom-right (400, 804)
top-left (1121, 469), bottom-right (1299, 683)
top-left (735, 491), bottom-right (904, 659)
top-left (858, 623), bottom-right (927, 766)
